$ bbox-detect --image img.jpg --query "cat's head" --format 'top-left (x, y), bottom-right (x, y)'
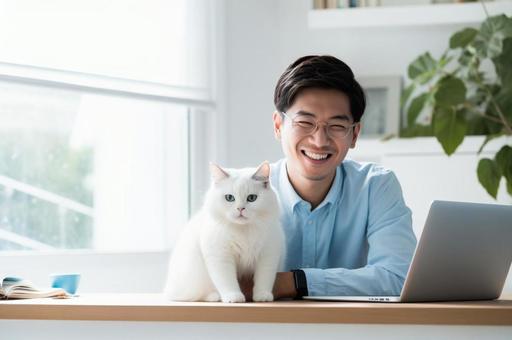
top-left (205, 162), bottom-right (279, 225)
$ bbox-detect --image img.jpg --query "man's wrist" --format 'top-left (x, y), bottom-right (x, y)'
top-left (273, 272), bottom-right (297, 299)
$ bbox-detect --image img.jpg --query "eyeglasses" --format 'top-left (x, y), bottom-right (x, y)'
top-left (281, 112), bottom-right (357, 139)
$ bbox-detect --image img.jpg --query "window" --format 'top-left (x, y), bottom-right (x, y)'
top-left (0, 79), bottom-right (190, 252)
top-left (0, 0), bottom-right (214, 252)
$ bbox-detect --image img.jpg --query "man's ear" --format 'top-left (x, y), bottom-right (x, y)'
top-left (350, 123), bottom-right (361, 149)
top-left (273, 111), bottom-right (283, 140)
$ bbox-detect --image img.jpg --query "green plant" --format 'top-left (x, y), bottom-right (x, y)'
top-left (401, 10), bottom-right (512, 199)
top-left (0, 132), bottom-right (93, 249)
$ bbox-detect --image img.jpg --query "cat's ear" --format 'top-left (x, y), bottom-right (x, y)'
top-left (209, 162), bottom-right (229, 183)
top-left (252, 161), bottom-right (270, 188)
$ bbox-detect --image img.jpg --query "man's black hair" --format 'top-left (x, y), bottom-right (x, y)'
top-left (273, 55), bottom-right (366, 122)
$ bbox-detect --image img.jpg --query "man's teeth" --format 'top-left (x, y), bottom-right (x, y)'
top-left (304, 151), bottom-right (329, 160)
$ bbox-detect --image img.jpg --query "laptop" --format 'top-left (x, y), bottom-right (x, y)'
top-left (304, 200), bottom-right (512, 303)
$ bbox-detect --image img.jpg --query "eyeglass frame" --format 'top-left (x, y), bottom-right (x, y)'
top-left (280, 111), bottom-right (358, 139)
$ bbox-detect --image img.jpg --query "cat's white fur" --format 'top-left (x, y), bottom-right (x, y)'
top-left (164, 162), bottom-right (284, 303)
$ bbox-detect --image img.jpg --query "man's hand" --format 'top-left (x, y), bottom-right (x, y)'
top-left (238, 272), bottom-right (297, 301)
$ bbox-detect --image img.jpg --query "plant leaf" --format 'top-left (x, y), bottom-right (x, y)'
top-left (489, 87), bottom-right (512, 124)
top-left (475, 14), bottom-right (512, 58)
top-left (407, 52), bottom-right (437, 83)
top-left (466, 114), bottom-right (503, 136)
top-left (434, 76), bottom-right (466, 108)
top-left (477, 158), bottom-right (502, 199)
top-left (493, 37), bottom-right (512, 90)
top-left (438, 54), bottom-right (453, 69)
top-left (495, 145), bottom-right (512, 183)
top-left (450, 28), bottom-right (478, 49)
top-left (433, 107), bottom-right (467, 155)
top-left (407, 93), bottom-right (429, 127)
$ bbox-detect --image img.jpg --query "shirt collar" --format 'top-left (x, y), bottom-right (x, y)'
top-left (279, 160), bottom-right (303, 213)
top-left (278, 160), bottom-right (343, 213)
top-left (319, 164), bottom-right (343, 210)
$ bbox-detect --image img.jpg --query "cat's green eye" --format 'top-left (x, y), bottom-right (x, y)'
top-left (225, 194), bottom-right (235, 202)
top-left (247, 194), bottom-right (258, 202)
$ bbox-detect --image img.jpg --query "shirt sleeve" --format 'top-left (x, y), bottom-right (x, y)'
top-left (302, 171), bottom-right (417, 296)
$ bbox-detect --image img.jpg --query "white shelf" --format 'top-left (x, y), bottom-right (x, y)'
top-left (350, 136), bottom-right (510, 157)
top-left (308, 1), bottom-right (512, 28)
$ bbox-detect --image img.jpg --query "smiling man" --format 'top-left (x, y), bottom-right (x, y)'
top-left (269, 55), bottom-right (417, 299)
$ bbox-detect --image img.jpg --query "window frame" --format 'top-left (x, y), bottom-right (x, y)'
top-left (0, 64), bottom-right (199, 254)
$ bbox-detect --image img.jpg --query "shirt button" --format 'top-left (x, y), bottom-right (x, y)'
top-left (308, 221), bottom-right (313, 224)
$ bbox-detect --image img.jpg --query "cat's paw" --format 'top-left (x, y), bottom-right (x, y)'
top-left (204, 292), bottom-right (221, 302)
top-left (252, 290), bottom-right (274, 302)
top-left (221, 291), bottom-right (246, 303)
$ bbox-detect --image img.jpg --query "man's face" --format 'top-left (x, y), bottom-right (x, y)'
top-left (273, 88), bottom-right (360, 185)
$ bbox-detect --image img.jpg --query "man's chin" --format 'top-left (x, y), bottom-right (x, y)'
top-left (300, 164), bottom-right (337, 181)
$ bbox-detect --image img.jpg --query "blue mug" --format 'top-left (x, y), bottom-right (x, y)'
top-left (50, 273), bottom-right (81, 295)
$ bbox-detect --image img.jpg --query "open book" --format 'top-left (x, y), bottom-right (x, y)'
top-left (0, 277), bottom-right (69, 299)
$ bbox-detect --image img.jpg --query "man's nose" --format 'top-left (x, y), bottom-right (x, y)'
top-left (310, 124), bottom-right (330, 145)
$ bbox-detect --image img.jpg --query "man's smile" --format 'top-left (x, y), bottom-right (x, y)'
top-left (300, 147), bottom-right (335, 165)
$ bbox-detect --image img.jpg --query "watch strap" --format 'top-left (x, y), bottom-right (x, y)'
top-left (291, 269), bottom-right (308, 299)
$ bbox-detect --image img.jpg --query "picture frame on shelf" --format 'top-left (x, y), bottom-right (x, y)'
top-left (356, 76), bottom-right (401, 138)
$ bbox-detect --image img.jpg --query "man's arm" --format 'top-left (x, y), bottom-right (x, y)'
top-left (301, 171), bottom-right (417, 297)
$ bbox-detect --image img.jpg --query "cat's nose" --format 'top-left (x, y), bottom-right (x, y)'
top-left (237, 207), bottom-right (245, 212)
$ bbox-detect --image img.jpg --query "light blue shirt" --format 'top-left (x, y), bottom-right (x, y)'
top-left (270, 158), bottom-right (417, 296)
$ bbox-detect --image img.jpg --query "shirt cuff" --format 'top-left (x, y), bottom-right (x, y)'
top-left (302, 268), bottom-right (327, 296)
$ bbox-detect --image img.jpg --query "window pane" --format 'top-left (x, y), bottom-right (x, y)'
top-left (0, 80), bottom-right (189, 251)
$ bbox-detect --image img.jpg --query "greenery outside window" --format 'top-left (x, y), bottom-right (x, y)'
top-left (0, 79), bottom-right (190, 252)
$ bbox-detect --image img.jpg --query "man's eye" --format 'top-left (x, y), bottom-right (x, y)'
top-left (330, 124), bottom-right (349, 131)
top-left (296, 120), bottom-right (315, 128)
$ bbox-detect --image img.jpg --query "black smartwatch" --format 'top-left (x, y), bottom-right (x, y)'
top-left (291, 269), bottom-right (308, 299)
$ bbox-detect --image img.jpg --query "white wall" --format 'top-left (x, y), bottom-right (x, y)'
top-left (224, 0), bottom-right (283, 167)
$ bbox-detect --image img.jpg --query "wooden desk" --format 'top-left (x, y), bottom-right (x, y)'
top-left (1, 293), bottom-right (511, 325)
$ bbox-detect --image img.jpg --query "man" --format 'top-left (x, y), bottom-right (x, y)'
top-left (268, 55), bottom-right (417, 299)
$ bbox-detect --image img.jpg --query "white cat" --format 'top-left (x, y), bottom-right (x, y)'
top-left (164, 161), bottom-right (284, 303)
